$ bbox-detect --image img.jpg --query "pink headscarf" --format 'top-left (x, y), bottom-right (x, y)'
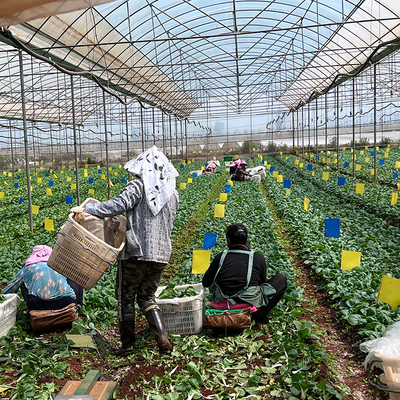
top-left (25, 245), bottom-right (52, 266)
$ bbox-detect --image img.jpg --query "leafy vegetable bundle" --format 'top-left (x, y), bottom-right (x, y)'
top-left (158, 284), bottom-right (197, 299)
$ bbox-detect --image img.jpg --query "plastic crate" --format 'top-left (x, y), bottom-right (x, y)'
top-left (0, 294), bottom-right (21, 338)
top-left (48, 198), bottom-right (126, 290)
top-left (155, 283), bottom-right (205, 335)
top-left (376, 352), bottom-right (400, 400)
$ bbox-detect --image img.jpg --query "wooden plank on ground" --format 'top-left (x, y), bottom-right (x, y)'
top-left (89, 381), bottom-right (118, 400)
top-left (74, 370), bottom-right (101, 395)
top-left (57, 381), bottom-right (81, 396)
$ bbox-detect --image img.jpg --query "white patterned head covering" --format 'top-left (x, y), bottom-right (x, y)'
top-left (124, 146), bottom-right (179, 216)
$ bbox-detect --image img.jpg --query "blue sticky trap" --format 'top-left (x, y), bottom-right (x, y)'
top-left (270, 166), bottom-right (275, 173)
top-left (120, 191), bottom-right (123, 194)
top-left (14, 182), bottom-right (19, 189)
top-left (48, 180), bottom-right (54, 187)
top-left (94, 157), bottom-right (96, 159)
top-left (325, 218), bottom-right (340, 237)
top-left (344, 162), bottom-right (350, 168)
top-left (73, 171), bottom-right (76, 175)
top-left (337, 177), bottom-right (345, 186)
top-left (17, 175), bottom-right (20, 179)
top-left (307, 164), bottom-right (313, 171)
top-left (123, 154), bottom-right (126, 157)
top-left (203, 233), bottom-right (217, 250)
top-left (88, 177), bottom-right (94, 184)
top-left (18, 197), bottom-right (25, 204)
top-left (45, 172), bottom-right (49, 177)
top-left (66, 195), bottom-right (73, 204)
top-left (180, 164), bottom-right (184, 169)
top-left (98, 169), bottom-right (102, 174)
top-left (371, 151), bottom-right (375, 156)
top-left (283, 179), bottom-right (291, 189)
top-left (379, 159), bottom-right (384, 165)
top-left (121, 177), bottom-right (127, 183)
top-left (317, 155), bottom-right (320, 160)
top-left (394, 172), bottom-right (398, 180)
top-left (286, 158), bottom-right (290, 163)
top-left (192, 173), bottom-right (198, 178)
top-left (224, 184), bottom-right (231, 193)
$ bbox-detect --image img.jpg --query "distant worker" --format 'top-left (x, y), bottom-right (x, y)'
top-left (231, 160), bottom-right (249, 181)
top-left (71, 146), bottom-right (179, 355)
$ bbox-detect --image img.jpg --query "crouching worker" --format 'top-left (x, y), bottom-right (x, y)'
top-left (202, 223), bottom-right (287, 323)
top-left (2, 245), bottom-right (83, 328)
top-left (71, 146), bottom-right (179, 355)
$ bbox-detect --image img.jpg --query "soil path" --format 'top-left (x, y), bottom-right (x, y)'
top-left (262, 189), bottom-right (384, 400)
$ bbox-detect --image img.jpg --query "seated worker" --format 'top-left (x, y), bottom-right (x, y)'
top-left (202, 223), bottom-right (287, 323)
top-left (231, 160), bottom-right (249, 181)
top-left (2, 245), bottom-right (83, 310)
top-left (229, 161), bottom-right (237, 175)
top-left (203, 161), bottom-right (217, 174)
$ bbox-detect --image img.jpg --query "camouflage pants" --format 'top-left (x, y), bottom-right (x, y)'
top-left (116, 258), bottom-right (166, 322)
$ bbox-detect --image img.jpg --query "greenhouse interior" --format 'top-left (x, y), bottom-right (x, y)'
top-left (1, 0), bottom-right (400, 399)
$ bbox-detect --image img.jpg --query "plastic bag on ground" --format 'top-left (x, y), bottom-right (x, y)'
top-left (360, 321), bottom-right (400, 367)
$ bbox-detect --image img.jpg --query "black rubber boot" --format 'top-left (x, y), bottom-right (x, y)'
top-left (145, 308), bottom-right (172, 353)
top-left (114, 320), bottom-right (135, 356)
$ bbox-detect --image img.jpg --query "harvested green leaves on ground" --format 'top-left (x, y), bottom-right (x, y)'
top-left (158, 284), bottom-right (197, 299)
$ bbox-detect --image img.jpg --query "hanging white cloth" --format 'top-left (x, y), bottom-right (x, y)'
top-left (124, 146), bottom-right (178, 216)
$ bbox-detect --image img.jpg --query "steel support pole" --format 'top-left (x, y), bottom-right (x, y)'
top-left (292, 111), bottom-right (295, 153)
top-left (325, 94), bottom-right (328, 164)
top-left (71, 75), bottom-right (80, 205)
top-left (152, 108), bottom-right (156, 146)
top-left (352, 78), bottom-right (356, 178)
top-left (19, 49), bottom-right (33, 234)
top-left (185, 120), bottom-right (188, 163)
top-left (308, 102), bottom-right (311, 162)
top-left (50, 125), bottom-right (54, 171)
top-left (9, 122), bottom-right (15, 184)
top-left (315, 99), bottom-right (318, 162)
top-left (336, 86), bottom-right (340, 171)
top-left (169, 114), bottom-right (173, 160)
top-left (103, 91), bottom-right (111, 200)
top-left (140, 106), bottom-right (145, 153)
top-left (124, 102), bottom-right (130, 162)
top-left (373, 63), bottom-right (377, 182)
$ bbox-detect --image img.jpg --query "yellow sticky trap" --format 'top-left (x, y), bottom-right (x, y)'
top-left (3, 181), bottom-right (7, 185)
top-left (351, 149), bottom-right (354, 153)
top-left (277, 175), bottom-right (283, 183)
top-left (312, 171), bottom-right (315, 176)
top-left (85, 164), bottom-right (88, 168)
top-left (333, 159), bottom-right (337, 164)
top-left (280, 151), bottom-right (282, 156)
top-left (119, 164), bottom-right (122, 169)
top-left (391, 192), bottom-right (398, 206)
top-left (60, 170), bottom-right (64, 174)
top-left (0, 192), bottom-right (4, 199)
top-left (343, 147), bottom-right (346, 151)
top-left (356, 164), bottom-right (361, 171)
top-left (192, 159), bottom-right (195, 163)
top-left (285, 189), bottom-right (291, 197)
top-left (53, 174), bottom-right (58, 179)
top-left (18, 168), bottom-right (21, 172)
top-left (32, 205), bottom-right (39, 215)
top-left (46, 188), bottom-right (52, 196)
top-left (37, 178), bottom-right (42, 184)
top-left (378, 276), bottom-right (400, 309)
top-left (71, 183), bottom-right (76, 190)
top-left (188, 161), bottom-right (191, 165)
top-left (303, 198), bottom-right (310, 211)
top-left (192, 250), bottom-right (211, 274)
top-left (299, 163), bottom-right (303, 168)
top-left (341, 250), bottom-right (361, 271)
top-left (310, 154), bottom-right (314, 159)
top-left (109, 167), bottom-right (112, 171)
top-left (214, 204), bottom-right (225, 218)
top-left (8, 172), bottom-right (11, 177)
top-left (360, 150), bottom-right (364, 155)
top-left (44, 219), bottom-right (54, 231)
top-left (365, 145), bottom-right (368, 149)
top-left (272, 171), bottom-right (278, 178)
top-left (227, 180), bottom-right (233, 186)
top-left (323, 158), bottom-right (327, 163)
top-left (66, 177), bottom-right (71, 182)
top-left (179, 182), bottom-right (186, 190)
top-left (3, 171), bottom-right (7, 175)
top-left (201, 166), bottom-right (204, 171)
top-left (263, 161), bottom-right (267, 166)
top-left (322, 172), bottom-right (329, 181)
top-left (384, 152), bottom-right (389, 158)
top-left (219, 193), bottom-right (228, 202)
top-left (370, 169), bottom-right (375, 176)
top-left (295, 159), bottom-right (299, 165)
top-left (334, 153), bottom-right (337, 157)
top-left (110, 155), bottom-right (113, 159)
top-left (326, 159), bottom-right (330, 164)
top-left (88, 188), bottom-right (95, 195)
top-left (395, 161), bottom-right (400, 168)
top-left (40, 167), bottom-right (43, 171)
top-left (376, 146), bottom-right (379, 151)
top-left (349, 162), bottom-right (353, 168)
top-left (397, 183), bottom-right (400, 191)
top-left (355, 183), bottom-right (365, 194)
top-left (114, 172), bottom-right (118, 176)
top-left (97, 165), bottom-right (100, 169)
top-left (187, 178), bottom-right (193, 184)
top-left (365, 157), bottom-right (370, 162)
top-left (84, 173), bottom-right (88, 178)
top-left (108, 180), bottom-right (114, 187)
top-left (101, 174), bottom-right (105, 180)
top-left (213, 157), bottom-right (216, 160)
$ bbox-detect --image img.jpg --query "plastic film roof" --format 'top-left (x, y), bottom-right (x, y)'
top-left (0, 0), bottom-right (399, 124)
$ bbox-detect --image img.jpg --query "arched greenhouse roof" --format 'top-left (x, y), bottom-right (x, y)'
top-left (0, 0), bottom-right (399, 125)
